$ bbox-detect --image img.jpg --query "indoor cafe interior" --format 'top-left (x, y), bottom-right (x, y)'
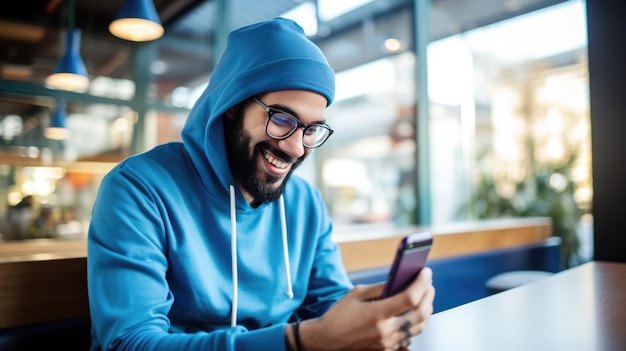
top-left (0, 0), bottom-right (624, 350)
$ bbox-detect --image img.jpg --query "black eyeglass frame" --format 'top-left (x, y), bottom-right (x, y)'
top-left (253, 98), bottom-right (334, 149)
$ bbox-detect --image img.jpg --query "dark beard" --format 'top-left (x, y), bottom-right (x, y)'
top-left (224, 106), bottom-right (304, 206)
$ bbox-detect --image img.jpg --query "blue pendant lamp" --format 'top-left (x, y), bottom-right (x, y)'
top-left (109, 0), bottom-right (164, 42)
top-left (45, 98), bottom-right (71, 140)
top-left (46, 0), bottom-right (89, 91)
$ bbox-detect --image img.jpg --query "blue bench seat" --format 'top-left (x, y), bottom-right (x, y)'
top-left (348, 236), bottom-right (562, 313)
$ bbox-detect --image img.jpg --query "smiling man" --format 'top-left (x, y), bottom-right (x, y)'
top-left (224, 91), bottom-right (329, 206)
top-left (87, 18), bottom-right (434, 351)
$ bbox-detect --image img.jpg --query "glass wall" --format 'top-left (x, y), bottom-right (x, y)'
top-left (427, 0), bottom-right (591, 266)
top-left (0, 92), bottom-right (135, 241)
top-left (314, 52), bottom-right (417, 227)
top-left (0, 0), bottom-right (592, 268)
top-left (306, 0), bottom-right (591, 266)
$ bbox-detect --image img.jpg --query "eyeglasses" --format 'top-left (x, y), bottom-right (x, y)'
top-left (253, 98), bottom-right (334, 149)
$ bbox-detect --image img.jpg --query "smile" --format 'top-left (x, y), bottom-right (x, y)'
top-left (264, 152), bottom-right (289, 169)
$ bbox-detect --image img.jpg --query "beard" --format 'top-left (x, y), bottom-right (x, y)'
top-left (224, 107), bottom-right (305, 206)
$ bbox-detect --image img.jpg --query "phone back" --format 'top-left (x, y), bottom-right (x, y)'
top-left (382, 232), bottom-right (432, 297)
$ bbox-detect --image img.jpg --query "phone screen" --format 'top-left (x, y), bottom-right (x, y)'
top-left (382, 232), bottom-right (432, 298)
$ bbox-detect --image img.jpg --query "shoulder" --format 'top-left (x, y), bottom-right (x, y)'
top-left (120, 142), bottom-right (186, 169)
top-left (103, 142), bottom-right (194, 190)
top-left (112, 143), bottom-right (188, 176)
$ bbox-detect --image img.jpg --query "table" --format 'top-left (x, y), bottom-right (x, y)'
top-left (410, 261), bottom-right (626, 351)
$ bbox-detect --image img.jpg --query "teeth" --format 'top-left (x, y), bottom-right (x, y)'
top-left (264, 152), bottom-right (288, 169)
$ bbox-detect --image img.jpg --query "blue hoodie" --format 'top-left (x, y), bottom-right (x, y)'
top-left (87, 18), bottom-right (353, 351)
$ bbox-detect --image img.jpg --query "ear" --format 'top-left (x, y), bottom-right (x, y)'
top-left (223, 106), bottom-right (237, 120)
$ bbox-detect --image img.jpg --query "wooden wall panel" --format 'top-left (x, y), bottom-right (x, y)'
top-left (337, 218), bottom-right (552, 272)
top-left (0, 257), bottom-right (88, 329)
top-left (0, 217), bottom-right (551, 328)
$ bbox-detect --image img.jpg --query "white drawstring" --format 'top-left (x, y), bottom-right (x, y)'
top-left (228, 187), bottom-right (294, 329)
top-left (229, 185), bottom-right (238, 327)
top-left (280, 195), bottom-right (294, 299)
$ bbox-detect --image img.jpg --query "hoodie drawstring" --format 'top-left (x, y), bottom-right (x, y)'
top-left (279, 195), bottom-right (294, 299)
top-left (229, 185), bottom-right (294, 328)
top-left (229, 185), bottom-right (238, 327)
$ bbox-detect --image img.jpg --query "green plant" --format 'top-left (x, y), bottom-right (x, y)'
top-left (462, 153), bottom-right (584, 269)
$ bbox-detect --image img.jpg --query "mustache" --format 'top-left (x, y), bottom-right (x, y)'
top-left (257, 141), bottom-right (299, 164)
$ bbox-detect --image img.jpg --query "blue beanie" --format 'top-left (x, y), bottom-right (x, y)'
top-left (205, 18), bottom-right (335, 110)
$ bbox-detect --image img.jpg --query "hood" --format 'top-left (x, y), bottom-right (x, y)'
top-left (180, 17), bottom-right (335, 204)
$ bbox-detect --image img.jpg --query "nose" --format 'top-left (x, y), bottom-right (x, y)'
top-left (278, 128), bottom-right (305, 158)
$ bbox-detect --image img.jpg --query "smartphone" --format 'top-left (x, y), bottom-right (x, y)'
top-left (381, 231), bottom-right (433, 298)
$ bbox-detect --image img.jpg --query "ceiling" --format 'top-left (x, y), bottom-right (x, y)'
top-left (0, 0), bottom-right (568, 91)
top-left (0, 0), bottom-right (569, 160)
top-left (0, 0), bottom-right (316, 153)
top-left (0, 0), bottom-right (310, 92)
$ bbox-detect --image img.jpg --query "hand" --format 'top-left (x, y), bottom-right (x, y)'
top-left (299, 267), bottom-right (435, 351)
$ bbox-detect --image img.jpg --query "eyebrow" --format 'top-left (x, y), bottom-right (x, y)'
top-left (267, 103), bottom-right (327, 125)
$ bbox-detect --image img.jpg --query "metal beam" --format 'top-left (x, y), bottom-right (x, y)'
top-left (414, 0), bottom-right (431, 225)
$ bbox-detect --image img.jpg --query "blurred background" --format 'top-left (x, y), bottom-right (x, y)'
top-left (0, 0), bottom-right (591, 267)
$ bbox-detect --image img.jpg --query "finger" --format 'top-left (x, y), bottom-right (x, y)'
top-left (414, 284), bottom-right (436, 331)
top-left (403, 284), bottom-right (435, 335)
top-left (351, 282), bottom-right (386, 301)
top-left (385, 347), bottom-right (410, 351)
top-left (385, 334), bottom-right (412, 351)
top-left (397, 319), bottom-right (412, 340)
top-left (379, 267), bottom-right (433, 317)
top-left (390, 313), bottom-right (425, 351)
top-left (393, 323), bottom-right (413, 351)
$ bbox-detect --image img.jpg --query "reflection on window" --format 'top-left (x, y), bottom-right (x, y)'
top-left (0, 96), bottom-right (137, 242)
top-left (89, 77), bottom-right (135, 101)
top-left (64, 103), bottom-right (136, 161)
top-left (280, 2), bottom-right (318, 36)
top-left (318, 0), bottom-right (374, 21)
top-left (310, 52), bottom-right (416, 226)
top-left (428, 0), bottom-right (591, 266)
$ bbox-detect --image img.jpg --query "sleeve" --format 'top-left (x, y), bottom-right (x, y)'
top-left (87, 166), bottom-right (290, 351)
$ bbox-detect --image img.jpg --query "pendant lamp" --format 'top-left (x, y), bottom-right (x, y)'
top-left (109, 0), bottom-right (164, 42)
top-left (45, 0), bottom-right (89, 91)
top-left (45, 98), bottom-right (71, 140)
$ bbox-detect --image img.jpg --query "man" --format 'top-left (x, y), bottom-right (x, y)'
top-left (87, 17), bottom-right (435, 351)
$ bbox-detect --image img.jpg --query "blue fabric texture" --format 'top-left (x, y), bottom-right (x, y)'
top-left (87, 18), bottom-right (350, 351)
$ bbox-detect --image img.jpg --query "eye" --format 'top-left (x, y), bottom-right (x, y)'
top-left (305, 125), bottom-right (319, 136)
top-left (271, 112), bottom-right (296, 128)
